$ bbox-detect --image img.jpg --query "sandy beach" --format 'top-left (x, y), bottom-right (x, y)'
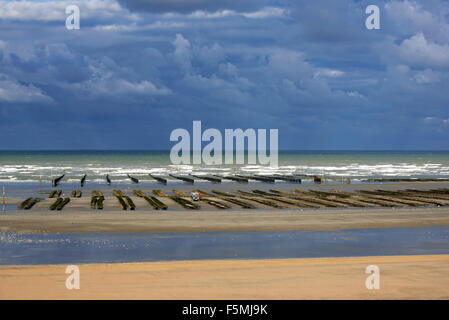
top-left (1, 255), bottom-right (448, 299)
top-left (2, 181), bottom-right (449, 300)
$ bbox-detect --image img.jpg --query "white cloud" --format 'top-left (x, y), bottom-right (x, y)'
top-left (414, 69), bottom-right (441, 84)
top-left (0, 0), bottom-right (66, 21)
top-left (314, 68), bottom-right (344, 78)
top-left (188, 9), bottom-right (236, 19)
top-left (95, 21), bottom-right (186, 31)
top-left (74, 78), bottom-right (171, 98)
top-left (62, 55), bottom-right (172, 98)
top-left (219, 62), bottom-right (238, 77)
top-left (113, 79), bottom-right (171, 95)
top-left (242, 7), bottom-right (288, 19)
top-left (386, 1), bottom-right (434, 27)
top-left (172, 33), bottom-right (192, 72)
top-left (196, 43), bottom-right (225, 66)
top-left (0, 76), bottom-right (52, 103)
top-left (385, 0), bottom-right (449, 43)
top-left (186, 6), bottom-right (288, 19)
top-left (183, 73), bottom-right (251, 105)
top-left (268, 50), bottom-right (313, 81)
top-left (396, 33), bottom-right (449, 68)
top-left (347, 91), bottom-right (364, 98)
top-left (0, 0), bottom-right (132, 22)
top-left (424, 117), bottom-right (449, 125)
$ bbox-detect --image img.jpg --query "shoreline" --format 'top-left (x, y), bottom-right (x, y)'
top-left (2, 206), bottom-right (449, 234)
top-left (1, 254), bottom-right (448, 299)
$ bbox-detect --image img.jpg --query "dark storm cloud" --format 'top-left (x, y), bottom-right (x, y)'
top-left (0, 0), bottom-right (448, 150)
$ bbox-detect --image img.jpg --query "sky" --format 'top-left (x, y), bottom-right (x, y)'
top-left (0, 0), bottom-right (449, 150)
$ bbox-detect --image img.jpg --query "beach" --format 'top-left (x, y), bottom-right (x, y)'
top-left (1, 255), bottom-right (449, 299)
top-left (1, 151), bottom-right (449, 300)
top-left (2, 207), bottom-right (449, 234)
top-left (1, 199), bottom-right (449, 299)
top-left (3, 180), bottom-right (449, 233)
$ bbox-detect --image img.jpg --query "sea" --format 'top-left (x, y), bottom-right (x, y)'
top-left (2, 150), bottom-right (449, 265)
top-left (0, 150), bottom-right (448, 186)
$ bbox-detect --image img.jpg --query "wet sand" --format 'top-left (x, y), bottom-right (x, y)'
top-left (1, 255), bottom-right (448, 299)
top-left (1, 206), bottom-right (449, 234)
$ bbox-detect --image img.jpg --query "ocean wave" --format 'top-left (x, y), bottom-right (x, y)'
top-left (1, 161), bottom-right (449, 182)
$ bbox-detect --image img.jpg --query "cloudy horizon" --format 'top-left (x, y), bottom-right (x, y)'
top-left (0, 0), bottom-right (448, 150)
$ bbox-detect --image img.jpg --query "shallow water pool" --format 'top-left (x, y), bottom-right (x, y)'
top-left (1, 226), bottom-right (449, 265)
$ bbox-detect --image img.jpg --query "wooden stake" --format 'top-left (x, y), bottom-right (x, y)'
top-left (2, 186), bottom-right (5, 212)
